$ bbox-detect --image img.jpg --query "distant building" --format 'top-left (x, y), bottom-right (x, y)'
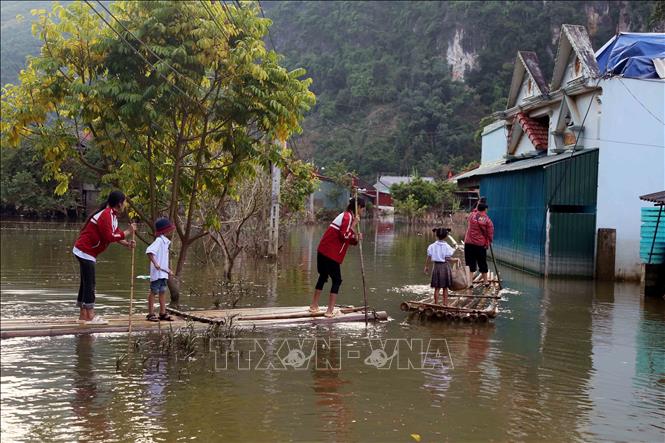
top-left (372, 175), bottom-right (435, 208)
top-left (308, 174), bottom-right (377, 215)
top-left (455, 26), bottom-right (665, 279)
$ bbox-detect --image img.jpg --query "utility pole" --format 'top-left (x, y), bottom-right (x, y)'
top-left (267, 140), bottom-right (284, 258)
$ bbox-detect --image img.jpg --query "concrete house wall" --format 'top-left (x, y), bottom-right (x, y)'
top-left (481, 120), bottom-right (507, 164)
top-left (459, 26), bottom-right (665, 279)
top-left (595, 77), bottom-right (665, 279)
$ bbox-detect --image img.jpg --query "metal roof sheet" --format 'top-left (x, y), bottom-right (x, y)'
top-left (374, 176), bottom-right (434, 193)
top-left (454, 148), bottom-right (598, 181)
top-left (639, 191), bottom-right (665, 204)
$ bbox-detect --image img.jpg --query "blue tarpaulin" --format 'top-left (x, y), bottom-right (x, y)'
top-left (596, 33), bottom-right (665, 79)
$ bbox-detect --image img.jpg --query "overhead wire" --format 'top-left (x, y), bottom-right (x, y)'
top-left (94, 0), bottom-right (211, 99)
top-left (199, 0), bottom-right (230, 42)
top-left (617, 76), bottom-right (664, 125)
top-left (87, 1), bottom-right (256, 145)
top-left (257, 0), bottom-right (276, 54)
top-left (535, 77), bottom-right (603, 270)
top-left (84, 0), bottom-right (193, 101)
top-left (219, 1), bottom-right (242, 34)
top-left (546, 77), bottom-right (605, 207)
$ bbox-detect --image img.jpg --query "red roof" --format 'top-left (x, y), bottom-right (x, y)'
top-left (516, 112), bottom-right (548, 150)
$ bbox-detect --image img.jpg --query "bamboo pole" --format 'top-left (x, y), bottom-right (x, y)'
top-left (489, 243), bottom-right (503, 290)
top-left (127, 230), bottom-right (136, 352)
top-left (238, 306), bottom-right (369, 321)
top-left (354, 188), bottom-right (369, 326)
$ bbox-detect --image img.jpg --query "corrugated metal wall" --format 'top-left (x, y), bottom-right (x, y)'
top-left (547, 213), bottom-right (596, 276)
top-left (544, 150), bottom-right (599, 276)
top-left (479, 149), bottom-right (599, 276)
top-left (481, 168), bottom-right (547, 274)
top-left (545, 150), bottom-right (598, 207)
top-left (640, 207), bottom-right (665, 264)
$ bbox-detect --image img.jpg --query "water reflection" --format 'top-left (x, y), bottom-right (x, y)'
top-left (311, 336), bottom-right (352, 442)
top-left (2, 221), bottom-right (665, 442)
top-left (72, 335), bottom-right (110, 440)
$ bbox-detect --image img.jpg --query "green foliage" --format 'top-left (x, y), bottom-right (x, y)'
top-left (649, 1), bottom-right (665, 30)
top-left (1, 1), bottom-right (314, 289)
top-left (0, 140), bottom-right (78, 216)
top-left (394, 195), bottom-right (426, 220)
top-left (391, 177), bottom-right (459, 214)
top-left (1, 0), bottom-right (660, 215)
top-left (281, 160), bottom-right (318, 213)
top-left (322, 160), bottom-right (353, 204)
top-left (262, 1), bottom-right (657, 178)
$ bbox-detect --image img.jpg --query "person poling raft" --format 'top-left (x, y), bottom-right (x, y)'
top-left (464, 198), bottom-right (494, 287)
top-left (72, 190), bottom-right (136, 325)
top-left (309, 198), bottom-right (365, 318)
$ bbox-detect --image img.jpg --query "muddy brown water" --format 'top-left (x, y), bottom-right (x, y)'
top-left (1, 220), bottom-right (664, 442)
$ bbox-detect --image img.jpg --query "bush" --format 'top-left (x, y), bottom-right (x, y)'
top-left (391, 176), bottom-right (459, 215)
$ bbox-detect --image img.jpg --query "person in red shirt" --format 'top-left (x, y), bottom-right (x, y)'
top-left (309, 198), bottom-right (365, 317)
top-left (464, 202), bottom-right (494, 285)
top-left (73, 191), bottom-right (136, 324)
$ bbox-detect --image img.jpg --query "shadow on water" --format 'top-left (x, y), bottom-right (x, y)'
top-left (1, 220), bottom-right (665, 442)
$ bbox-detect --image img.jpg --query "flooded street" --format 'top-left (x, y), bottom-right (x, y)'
top-left (1, 220), bottom-right (664, 442)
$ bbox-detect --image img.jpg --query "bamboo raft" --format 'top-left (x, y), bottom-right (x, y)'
top-left (400, 271), bottom-right (502, 322)
top-left (0, 305), bottom-right (388, 339)
top-left (167, 305), bottom-right (388, 326)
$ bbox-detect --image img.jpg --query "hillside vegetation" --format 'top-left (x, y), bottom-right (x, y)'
top-left (263, 1), bottom-right (659, 178)
top-left (0, 1), bottom-right (661, 218)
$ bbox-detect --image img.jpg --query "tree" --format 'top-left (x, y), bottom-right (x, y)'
top-left (1, 1), bottom-right (315, 304)
top-left (391, 176), bottom-right (459, 219)
top-left (0, 140), bottom-right (79, 217)
top-left (394, 194), bottom-right (426, 223)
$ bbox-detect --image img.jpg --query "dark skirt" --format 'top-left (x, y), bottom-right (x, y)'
top-left (431, 262), bottom-right (452, 289)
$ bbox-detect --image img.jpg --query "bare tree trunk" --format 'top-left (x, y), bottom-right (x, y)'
top-left (169, 240), bottom-right (191, 306)
top-left (167, 278), bottom-right (180, 307)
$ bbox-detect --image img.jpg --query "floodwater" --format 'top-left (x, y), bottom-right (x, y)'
top-left (1, 220), bottom-right (664, 443)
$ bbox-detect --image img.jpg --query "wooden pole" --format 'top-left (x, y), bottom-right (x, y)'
top-left (268, 159), bottom-right (281, 258)
top-left (127, 230), bottom-right (136, 352)
top-left (268, 139), bottom-right (284, 259)
top-left (489, 243), bottom-right (503, 290)
top-left (354, 188), bottom-right (369, 326)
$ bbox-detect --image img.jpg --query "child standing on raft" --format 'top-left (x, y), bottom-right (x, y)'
top-left (424, 228), bottom-right (459, 306)
top-left (145, 217), bottom-right (176, 322)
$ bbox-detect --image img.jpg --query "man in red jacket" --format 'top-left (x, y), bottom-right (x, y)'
top-left (310, 198), bottom-right (365, 317)
top-left (464, 202), bottom-right (494, 285)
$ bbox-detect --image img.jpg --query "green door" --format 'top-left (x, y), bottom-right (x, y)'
top-left (547, 212), bottom-right (596, 277)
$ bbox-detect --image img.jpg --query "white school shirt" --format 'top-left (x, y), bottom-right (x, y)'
top-left (73, 246), bottom-right (96, 262)
top-left (427, 240), bottom-right (455, 263)
top-left (146, 235), bottom-right (171, 281)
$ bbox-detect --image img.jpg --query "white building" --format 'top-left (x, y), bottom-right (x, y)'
top-left (456, 26), bottom-right (665, 279)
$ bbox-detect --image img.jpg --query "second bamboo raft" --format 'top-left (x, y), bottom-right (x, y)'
top-left (400, 271), bottom-right (502, 322)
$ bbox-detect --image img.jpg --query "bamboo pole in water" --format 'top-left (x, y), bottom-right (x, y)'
top-left (489, 243), bottom-right (503, 290)
top-left (239, 306), bottom-right (370, 321)
top-left (354, 188), bottom-right (369, 327)
top-left (127, 231), bottom-right (136, 352)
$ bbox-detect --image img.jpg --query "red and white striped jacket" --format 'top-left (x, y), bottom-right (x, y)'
top-left (317, 210), bottom-right (358, 263)
top-left (74, 207), bottom-right (125, 258)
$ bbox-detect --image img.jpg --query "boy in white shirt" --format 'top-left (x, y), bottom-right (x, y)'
top-left (424, 227), bottom-right (460, 306)
top-left (146, 218), bottom-right (176, 321)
